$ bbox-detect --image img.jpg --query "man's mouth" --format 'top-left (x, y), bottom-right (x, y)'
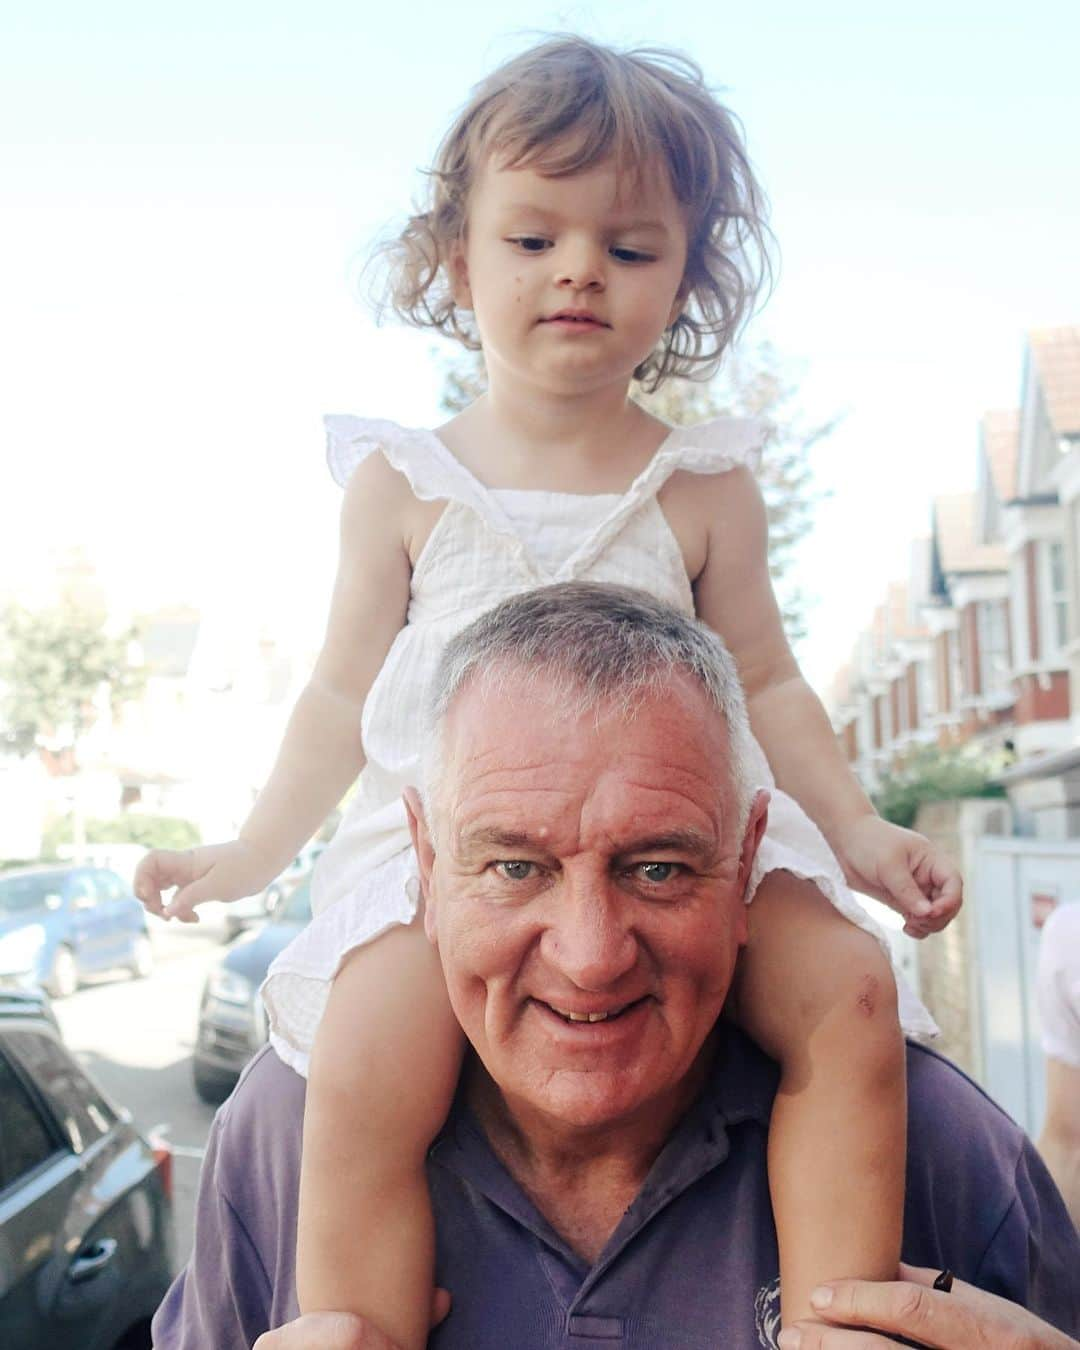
top-left (541, 998), bottom-right (642, 1023)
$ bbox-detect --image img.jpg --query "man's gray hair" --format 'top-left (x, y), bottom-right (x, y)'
top-left (421, 582), bottom-right (760, 829)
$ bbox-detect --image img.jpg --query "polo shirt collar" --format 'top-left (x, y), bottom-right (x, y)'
top-left (430, 1025), bottom-right (777, 1284)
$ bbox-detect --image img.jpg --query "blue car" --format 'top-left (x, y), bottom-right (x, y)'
top-left (193, 877), bottom-right (311, 1101)
top-left (0, 865), bottom-right (153, 999)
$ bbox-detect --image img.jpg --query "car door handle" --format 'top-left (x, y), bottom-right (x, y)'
top-left (67, 1237), bottom-right (117, 1283)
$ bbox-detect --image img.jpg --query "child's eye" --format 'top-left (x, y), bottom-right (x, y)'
top-left (507, 236), bottom-right (551, 253)
top-left (610, 246), bottom-right (654, 263)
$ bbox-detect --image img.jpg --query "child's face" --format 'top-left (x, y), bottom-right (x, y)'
top-left (451, 151), bottom-right (689, 398)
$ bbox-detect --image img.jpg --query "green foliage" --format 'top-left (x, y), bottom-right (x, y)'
top-left (0, 602), bottom-right (144, 759)
top-left (41, 813), bottom-right (201, 858)
top-left (872, 745), bottom-right (1006, 829)
top-left (438, 343), bottom-right (832, 643)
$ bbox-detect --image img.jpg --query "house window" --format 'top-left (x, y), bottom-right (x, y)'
top-left (1042, 539), bottom-right (1069, 658)
top-left (917, 659), bottom-right (936, 723)
top-left (947, 629), bottom-right (963, 706)
top-left (1010, 559), bottom-right (1030, 666)
top-left (976, 599), bottom-right (1011, 696)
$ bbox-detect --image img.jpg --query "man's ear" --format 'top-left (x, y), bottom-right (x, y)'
top-left (737, 789), bottom-right (770, 901)
top-left (404, 786), bottom-right (438, 944)
top-left (448, 238), bottom-right (473, 311)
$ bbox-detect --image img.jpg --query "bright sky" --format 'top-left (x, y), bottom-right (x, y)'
top-left (4, 0), bottom-right (1079, 690)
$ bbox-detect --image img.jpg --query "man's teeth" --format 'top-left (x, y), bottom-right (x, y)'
top-left (553, 1005), bottom-right (626, 1022)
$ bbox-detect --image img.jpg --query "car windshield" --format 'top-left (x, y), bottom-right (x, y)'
top-left (0, 873), bottom-right (66, 916)
top-left (279, 879), bottom-right (312, 924)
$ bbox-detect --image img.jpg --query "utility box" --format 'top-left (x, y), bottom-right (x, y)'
top-left (972, 838), bottom-right (1080, 1135)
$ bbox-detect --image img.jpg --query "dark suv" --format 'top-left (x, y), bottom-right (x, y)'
top-left (0, 989), bottom-right (174, 1348)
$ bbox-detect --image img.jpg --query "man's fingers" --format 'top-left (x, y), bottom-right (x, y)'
top-left (252, 1311), bottom-right (400, 1349)
top-left (430, 1287), bottom-right (452, 1327)
top-left (810, 1277), bottom-right (983, 1348)
top-left (779, 1323), bottom-right (896, 1347)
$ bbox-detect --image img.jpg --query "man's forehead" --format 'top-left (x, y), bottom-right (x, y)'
top-left (437, 669), bottom-right (734, 838)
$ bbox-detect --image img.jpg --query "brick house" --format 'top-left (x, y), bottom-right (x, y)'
top-left (831, 326), bottom-right (1079, 790)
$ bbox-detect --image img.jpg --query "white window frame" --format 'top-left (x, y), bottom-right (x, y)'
top-left (976, 599), bottom-right (1011, 696)
top-left (1040, 538), bottom-right (1070, 661)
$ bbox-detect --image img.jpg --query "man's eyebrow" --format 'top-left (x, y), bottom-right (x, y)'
top-left (617, 830), bottom-right (717, 858)
top-left (455, 826), bottom-right (544, 852)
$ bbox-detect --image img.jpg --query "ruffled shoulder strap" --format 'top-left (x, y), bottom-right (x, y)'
top-left (324, 414), bottom-right (532, 560)
top-left (324, 415), bottom-right (460, 498)
top-left (562, 416), bottom-right (768, 579)
top-left (647, 416), bottom-right (768, 479)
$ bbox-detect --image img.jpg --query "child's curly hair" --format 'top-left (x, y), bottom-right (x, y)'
top-left (378, 34), bottom-right (773, 389)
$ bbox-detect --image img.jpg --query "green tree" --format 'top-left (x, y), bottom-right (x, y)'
top-left (0, 602), bottom-right (145, 852)
top-left (872, 745), bottom-right (1006, 830)
top-left (0, 601), bottom-right (143, 760)
top-left (438, 343), bottom-right (833, 642)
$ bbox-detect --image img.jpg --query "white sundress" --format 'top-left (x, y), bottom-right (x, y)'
top-left (263, 415), bottom-right (937, 1074)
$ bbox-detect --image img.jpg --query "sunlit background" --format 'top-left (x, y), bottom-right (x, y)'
top-left (5, 0), bottom-right (1078, 695)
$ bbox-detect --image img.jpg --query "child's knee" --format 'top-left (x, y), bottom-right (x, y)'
top-left (819, 928), bottom-right (900, 1037)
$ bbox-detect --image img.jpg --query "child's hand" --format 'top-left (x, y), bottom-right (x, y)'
top-left (134, 839), bottom-right (279, 923)
top-left (830, 815), bottom-right (963, 938)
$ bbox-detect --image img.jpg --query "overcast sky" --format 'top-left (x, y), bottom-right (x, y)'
top-left (3, 0), bottom-right (1078, 690)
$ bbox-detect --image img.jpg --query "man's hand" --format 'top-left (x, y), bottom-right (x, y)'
top-left (830, 816), bottom-right (963, 938)
top-left (777, 1264), bottom-right (1079, 1348)
top-left (252, 1290), bottom-right (451, 1349)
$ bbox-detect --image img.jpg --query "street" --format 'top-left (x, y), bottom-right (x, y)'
top-left (52, 915), bottom-right (237, 1266)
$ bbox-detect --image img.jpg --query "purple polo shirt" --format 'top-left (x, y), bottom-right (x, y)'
top-left (153, 1029), bottom-right (1080, 1349)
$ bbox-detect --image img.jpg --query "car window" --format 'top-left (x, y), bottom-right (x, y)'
top-left (0, 872), bottom-right (66, 916)
top-left (65, 872), bottom-right (96, 907)
top-left (93, 869), bottom-right (126, 902)
top-left (6, 1030), bottom-right (118, 1154)
top-left (280, 878), bottom-right (313, 924)
top-left (0, 1048), bottom-right (63, 1190)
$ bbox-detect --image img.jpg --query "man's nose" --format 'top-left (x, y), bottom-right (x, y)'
top-left (541, 878), bottom-right (637, 990)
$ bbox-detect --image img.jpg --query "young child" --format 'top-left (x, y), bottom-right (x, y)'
top-left (135, 35), bottom-right (959, 1346)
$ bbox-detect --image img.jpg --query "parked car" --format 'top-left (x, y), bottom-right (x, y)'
top-left (221, 843), bottom-right (325, 943)
top-left (0, 988), bottom-right (174, 1348)
top-left (0, 865), bottom-right (153, 999)
top-left (193, 876), bottom-right (312, 1102)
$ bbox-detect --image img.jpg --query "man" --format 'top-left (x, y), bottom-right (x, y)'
top-left (154, 584), bottom-right (1079, 1349)
top-left (1037, 900), bottom-right (1080, 1226)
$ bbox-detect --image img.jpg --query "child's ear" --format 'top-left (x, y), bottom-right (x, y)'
top-left (448, 239), bottom-right (473, 310)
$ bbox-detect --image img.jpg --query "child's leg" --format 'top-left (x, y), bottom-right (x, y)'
top-left (731, 872), bottom-right (906, 1328)
top-left (297, 917), bottom-right (464, 1350)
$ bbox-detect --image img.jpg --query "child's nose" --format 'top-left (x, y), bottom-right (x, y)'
top-left (555, 241), bottom-right (605, 292)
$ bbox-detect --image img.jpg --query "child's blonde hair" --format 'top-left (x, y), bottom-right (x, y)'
top-left (379, 34), bottom-right (773, 389)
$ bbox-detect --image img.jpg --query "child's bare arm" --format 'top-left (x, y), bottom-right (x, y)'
top-left (136, 452), bottom-right (416, 919)
top-left (687, 467), bottom-right (961, 927)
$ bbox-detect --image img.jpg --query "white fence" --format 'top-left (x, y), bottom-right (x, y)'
top-left (973, 837), bottom-right (1080, 1135)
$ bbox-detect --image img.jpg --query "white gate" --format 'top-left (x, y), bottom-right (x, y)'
top-left (973, 838), bottom-right (1080, 1135)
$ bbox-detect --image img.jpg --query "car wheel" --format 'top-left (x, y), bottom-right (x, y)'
top-left (46, 945), bottom-right (79, 999)
top-left (129, 933), bottom-right (154, 979)
top-left (193, 1059), bottom-right (235, 1105)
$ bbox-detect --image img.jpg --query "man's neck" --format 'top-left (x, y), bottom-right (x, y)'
top-left (464, 1041), bottom-right (715, 1263)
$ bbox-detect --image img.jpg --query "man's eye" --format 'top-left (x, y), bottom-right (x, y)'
top-left (634, 862), bottom-right (679, 883)
top-left (494, 860), bottom-right (536, 881)
top-left (508, 236), bottom-right (550, 253)
top-left (610, 246), bottom-right (653, 263)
